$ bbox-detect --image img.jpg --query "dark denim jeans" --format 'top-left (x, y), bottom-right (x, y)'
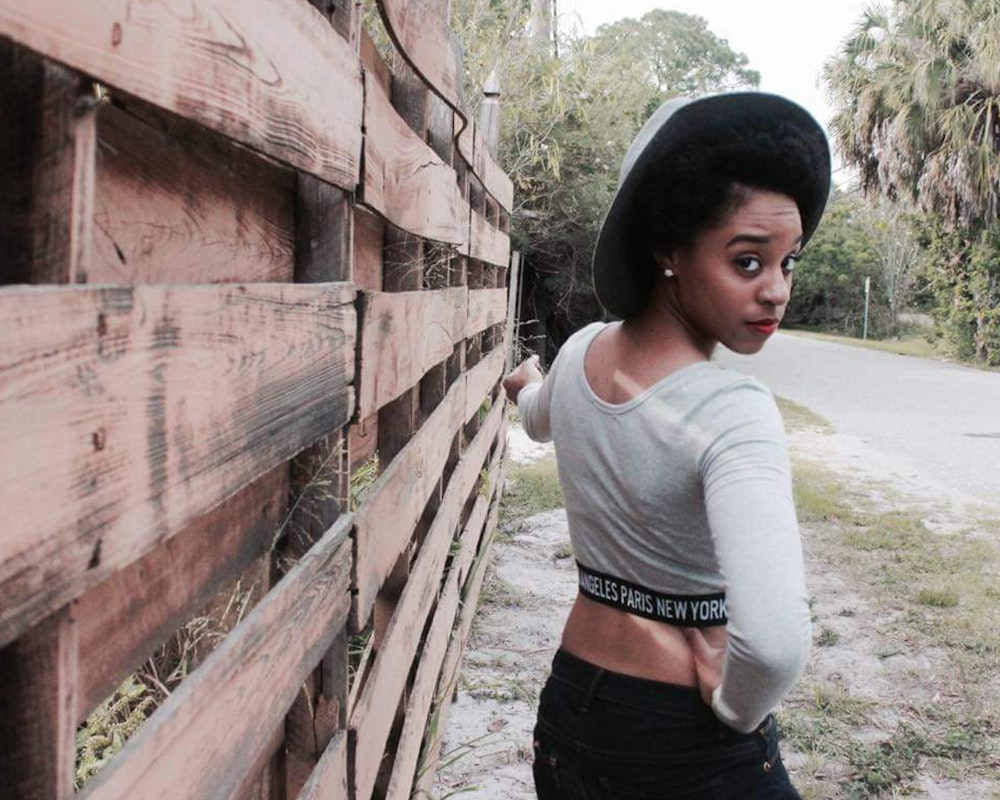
top-left (532, 650), bottom-right (802, 800)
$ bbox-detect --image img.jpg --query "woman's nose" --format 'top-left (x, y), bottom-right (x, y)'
top-left (758, 266), bottom-right (791, 307)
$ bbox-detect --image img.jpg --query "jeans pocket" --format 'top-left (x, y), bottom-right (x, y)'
top-left (533, 725), bottom-right (593, 800)
top-left (533, 736), bottom-right (563, 800)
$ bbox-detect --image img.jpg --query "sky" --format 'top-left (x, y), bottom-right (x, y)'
top-left (562, 0), bottom-right (873, 174)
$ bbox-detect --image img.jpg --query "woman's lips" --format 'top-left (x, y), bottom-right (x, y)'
top-left (748, 319), bottom-right (779, 335)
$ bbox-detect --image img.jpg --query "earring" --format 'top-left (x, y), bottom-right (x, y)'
top-left (663, 268), bottom-right (675, 279)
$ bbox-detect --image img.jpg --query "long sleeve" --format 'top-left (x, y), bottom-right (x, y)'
top-left (517, 379), bottom-right (553, 442)
top-left (698, 382), bottom-right (811, 733)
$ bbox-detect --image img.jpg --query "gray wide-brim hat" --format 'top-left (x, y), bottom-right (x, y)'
top-left (593, 93), bottom-right (831, 319)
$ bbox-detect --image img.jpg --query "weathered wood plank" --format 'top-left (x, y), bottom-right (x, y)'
top-left (74, 465), bottom-right (287, 721)
top-left (375, 0), bottom-right (464, 116)
top-left (350, 398), bottom-right (504, 800)
top-left (297, 730), bottom-right (348, 800)
top-left (361, 72), bottom-right (469, 246)
top-left (469, 209), bottom-right (510, 267)
top-left (454, 115), bottom-right (475, 176)
top-left (349, 412), bottom-right (378, 471)
top-left (353, 207), bottom-right (383, 292)
top-left (231, 723), bottom-right (284, 800)
top-left (384, 437), bottom-right (504, 800)
top-left (360, 26), bottom-right (392, 95)
top-left (467, 287), bottom-right (508, 339)
top-left (357, 287), bottom-right (467, 418)
top-left (327, 0), bottom-right (361, 48)
top-left (0, 606), bottom-right (77, 800)
top-left (452, 115), bottom-right (513, 213)
top-left (353, 378), bottom-right (464, 625)
top-left (0, 282), bottom-right (355, 647)
top-left (412, 438), bottom-right (506, 800)
top-left (419, 435), bottom-right (506, 789)
top-left (90, 103), bottom-right (295, 284)
top-left (0, 0), bottom-right (363, 190)
top-left (80, 517), bottom-right (353, 800)
top-left (418, 451), bottom-right (506, 798)
top-left (384, 572), bottom-right (459, 800)
top-left (464, 347), bottom-right (504, 423)
top-left (455, 437), bottom-right (504, 589)
top-left (459, 462), bottom-right (505, 650)
top-left (472, 121), bottom-right (514, 212)
top-left (295, 174), bottom-right (352, 285)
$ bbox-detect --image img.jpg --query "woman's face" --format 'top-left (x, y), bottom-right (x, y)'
top-left (657, 188), bottom-right (802, 355)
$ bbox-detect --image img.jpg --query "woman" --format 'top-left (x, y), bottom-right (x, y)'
top-left (502, 93), bottom-right (831, 799)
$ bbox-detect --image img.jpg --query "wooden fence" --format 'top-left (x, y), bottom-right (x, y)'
top-left (0, 0), bottom-right (514, 798)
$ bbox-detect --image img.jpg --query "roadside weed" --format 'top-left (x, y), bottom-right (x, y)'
top-left (499, 455), bottom-right (562, 524)
top-left (784, 454), bottom-right (1000, 797)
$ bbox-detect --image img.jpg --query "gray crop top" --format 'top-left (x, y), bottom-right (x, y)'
top-left (517, 322), bottom-right (811, 732)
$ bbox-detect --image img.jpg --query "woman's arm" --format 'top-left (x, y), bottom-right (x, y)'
top-left (503, 355), bottom-right (553, 442)
top-left (698, 381), bottom-right (811, 732)
top-left (502, 354), bottom-right (543, 403)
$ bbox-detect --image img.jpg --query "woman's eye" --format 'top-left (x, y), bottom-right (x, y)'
top-left (782, 255), bottom-right (800, 273)
top-left (735, 256), bottom-right (762, 275)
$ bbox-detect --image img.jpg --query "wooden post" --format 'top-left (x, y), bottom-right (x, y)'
top-left (479, 69), bottom-right (501, 157)
top-left (506, 250), bottom-right (523, 370)
top-left (0, 44), bottom-right (96, 285)
top-left (276, 5), bottom-right (360, 796)
top-left (0, 608), bottom-right (77, 800)
top-left (0, 44), bottom-right (93, 800)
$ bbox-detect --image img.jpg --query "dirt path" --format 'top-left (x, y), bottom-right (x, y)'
top-left (433, 423), bottom-right (1000, 800)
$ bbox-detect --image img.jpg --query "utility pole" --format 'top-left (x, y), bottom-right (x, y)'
top-left (531, 0), bottom-right (553, 56)
top-left (862, 275), bottom-right (871, 340)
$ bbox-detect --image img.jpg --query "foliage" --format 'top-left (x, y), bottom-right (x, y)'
top-left (449, 5), bottom-right (759, 347)
top-left (499, 454), bottom-right (563, 524)
top-left (861, 200), bottom-right (922, 334)
top-left (76, 677), bottom-right (157, 788)
top-left (788, 193), bottom-right (876, 333)
top-left (786, 192), bottom-right (924, 337)
top-left (823, 0), bottom-right (1000, 362)
top-left (74, 579), bottom-right (258, 789)
top-left (824, 0), bottom-right (1000, 224)
top-left (918, 215), bottom-right (1000, 363)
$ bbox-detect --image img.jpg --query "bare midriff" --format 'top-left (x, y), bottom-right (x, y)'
top-left (559, 594), bottom-right (729, 687)
top-left (566, 324), bottom-right (730, 686)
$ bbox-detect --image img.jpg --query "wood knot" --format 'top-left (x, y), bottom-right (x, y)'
top-left (88, 538), bottom-right (102, 570)
top-left (111, 22), bottom-right (122, 47)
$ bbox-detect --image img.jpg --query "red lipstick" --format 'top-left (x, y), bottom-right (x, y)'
top-left (748, 319), bottom-right (778, 335)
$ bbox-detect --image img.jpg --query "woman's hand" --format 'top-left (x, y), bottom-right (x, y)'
top-left (682, 628), bottom-right (726, 707)
top-left (502, 355), bottom-right (544, 403)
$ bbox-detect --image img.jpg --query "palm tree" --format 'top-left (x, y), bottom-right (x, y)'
top-left (824, 0), bottom-right (1000, 363)
top-left (824, 0), bottom-right (1000, 226)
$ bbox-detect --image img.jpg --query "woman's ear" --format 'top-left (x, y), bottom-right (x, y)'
top-left (653, 248), bottom-right (675, 279)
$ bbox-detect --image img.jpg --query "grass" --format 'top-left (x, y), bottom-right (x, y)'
top-left (498, 454), bottom-right (563, 525)
top-left (785, 327), bottom-right (945, 360)
top-left (787, 327), bottom-right (1000, 373)
top-left (776, 397), bottom-right (834, 433)
top-left (816, 627), bottom-right (841, 647)
top-left (782, 454), bottom-right (1000, 798)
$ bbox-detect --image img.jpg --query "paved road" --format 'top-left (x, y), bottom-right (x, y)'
top-left (715, 333), bottom-right (1000, 507)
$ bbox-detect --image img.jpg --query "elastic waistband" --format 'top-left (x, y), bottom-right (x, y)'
top-left (577, 562), bottom-right (728, 627)
top-left (550, 649), bottom-right (710, 716)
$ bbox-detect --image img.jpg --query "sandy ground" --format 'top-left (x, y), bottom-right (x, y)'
top-left (432, 423), bottom-right (999, 799)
